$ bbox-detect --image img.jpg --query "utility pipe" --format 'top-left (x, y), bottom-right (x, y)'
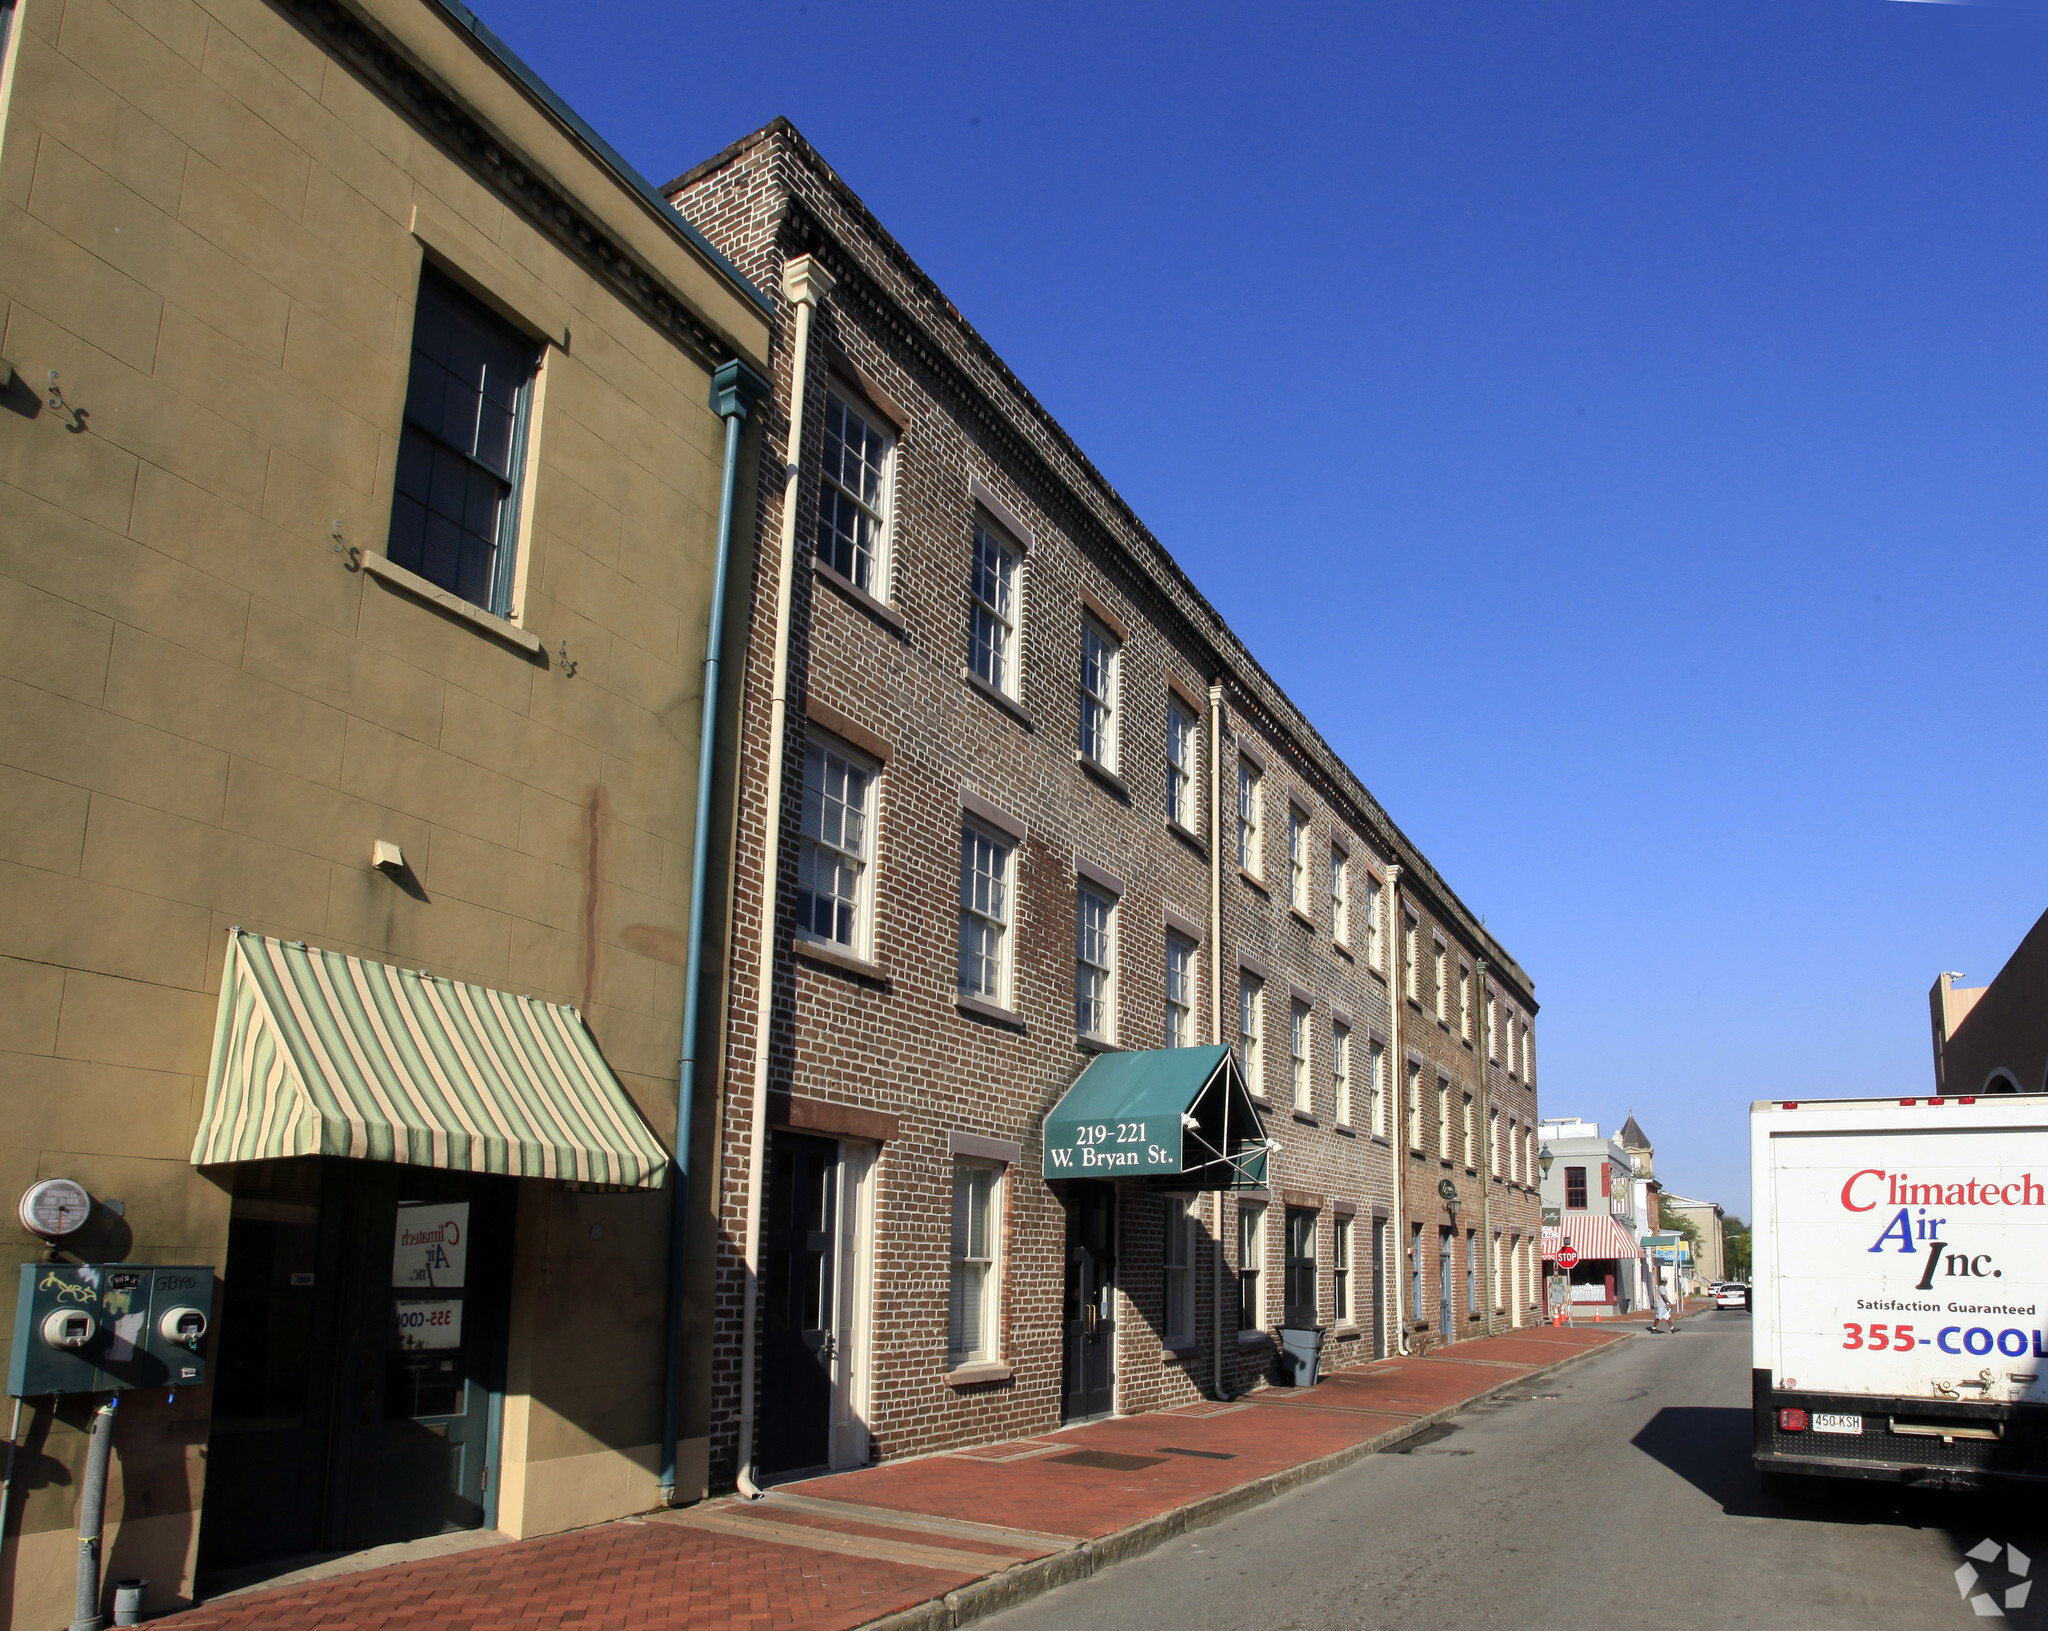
top-left (69, 1396), bottom-right (117, 1631)
top-left (1477, 957), bottom-right (1496, 1338)
top-left (734, 254), bottom-right (834, 1499)
top-left (660, 356), bottom-right (769, 1506)
top-left (1385, 866), bottom-right (1410, 1355)
top-left (1208, 681), bottom-right (1226, 1400)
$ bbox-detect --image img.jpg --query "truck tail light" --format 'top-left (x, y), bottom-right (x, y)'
top-left (1900, 1098), bottom-right (1916, 1106)
top-left (1959, 1096), bottom-right (1976, 1105)
top-left (1778, 1408), bottom-right (1809, 1432)
top-left (1781, 1102), bottom-right (1799, 1109)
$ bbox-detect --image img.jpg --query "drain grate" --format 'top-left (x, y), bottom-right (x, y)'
top-left (1156, 1446), bottom-right (1236, 1460)
top-left (1047, 1450), bottom-right (1167, 1471)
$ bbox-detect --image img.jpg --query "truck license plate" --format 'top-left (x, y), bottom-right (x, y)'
top-left (1812, 1413), bottom-right (1862, 1435)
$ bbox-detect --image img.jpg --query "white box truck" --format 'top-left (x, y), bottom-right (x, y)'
top-left (1751, 1094), bottom-right (2048, 1489)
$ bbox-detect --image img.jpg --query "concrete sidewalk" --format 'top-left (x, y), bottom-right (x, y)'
top-left (154, 1324), bottom-right (1633, 1631)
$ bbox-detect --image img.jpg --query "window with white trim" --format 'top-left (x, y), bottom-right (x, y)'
top-left (795, 735), bottom-right (875, 952)
top-left (1237, 759), bottom-right (1262, 876)
top-left (1165, 932), bottom-right (1196, 1048)
top-left (1402, 912), bottom-right (1419, 1001)
top-left (1524, 1025), bottom-right (1535, 1086)
top-left (958, 823), bottom-right (1013, 1002)
top-left (1437, 1076), bottom-right (1451, 1159)
top-left (1167, 698), bottom-right (1199, 830)
top-left (1406, 1059), bottom-right (1423, 1149)
top-left (1238, 971), bottom-right (1264, 1095)
top-left (1288, 806), bottom-right (1309, 915)
top-left (1079, 619), bottom-right (1119, 768)
top-left (1364, 874), bottom-right (1382, 969)
top-left (1433, 939), bottom-right (1447, 1023)
top-left (1332, 1021), bottom-right (1352, 1126)
top-left (1289, 999), bottom-right (1311, 1112)
top-left (1238, 1201), bottom-right (1265, 1330)
top-left (816, 390), bottom-right (893, 596)
top-left (1368, 1037), bottom-right (1387, 1136)
top-left (1163, 1196), bottom-right (1193, 1345)
top-left (390, 266), bottom-right (539, 615)
top-left (948, 1161), bottom-right (1002, 1365)
top-left (1075, 884), bottom-right (1116, 1041)
top-left (1462, 1091), bottom-right (1475, 1169)
top-left (1486, 992), bottom-right (1498, 1060)
top-left (969, 520), bottom-right (1020, 696)
top-left (1458, 962), bottom-right (1472, 1041)
top-left (1489, 1106), bottom-right (1501, 1177)
top-left (1331, 848), bottom-right (1349, 945)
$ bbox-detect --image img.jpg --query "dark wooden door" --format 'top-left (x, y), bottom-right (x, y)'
top-left (1061, 1184), bottom-right (1116, 1422)
top-left (759, 1133), bottom-right (840, 1476)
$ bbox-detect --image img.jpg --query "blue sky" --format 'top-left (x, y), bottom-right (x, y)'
top-left (478, 0), bottom-right (2048, 1217)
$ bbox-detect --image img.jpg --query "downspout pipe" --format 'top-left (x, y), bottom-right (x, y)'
top-left (1386, 866), bottom-right (1409, 1355)
top-left (735, 255), bottom-right (835, 1499)
top-left (1208, 681), bottom-right (1226, 1400)
top-left (660, 356), bottom-right (769, 1506)
top-left (1477, 958), bottom-right (1496, 1339)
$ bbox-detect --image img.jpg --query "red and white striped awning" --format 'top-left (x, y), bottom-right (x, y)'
top-left (1541, 1214), bottom-right (1643, 1261)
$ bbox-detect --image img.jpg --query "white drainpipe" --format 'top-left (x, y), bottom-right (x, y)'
top-left (1386, 865), bottom-right (1409, 1355)
top-left (734, 253), bottom-right (834, 1498)
top-left (1208, 681), bottom-right (1226, 1399)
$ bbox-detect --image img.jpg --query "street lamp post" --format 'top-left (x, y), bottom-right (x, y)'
top-left (1537, 1143), bottom-right (1560, 1325)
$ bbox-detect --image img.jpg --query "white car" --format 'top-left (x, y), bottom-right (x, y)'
top-left (1716, 1283), bottom-right (1750, 1310)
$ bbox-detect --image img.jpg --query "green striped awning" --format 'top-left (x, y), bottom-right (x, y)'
top-left (194, 929), bottom-right (669, 1188)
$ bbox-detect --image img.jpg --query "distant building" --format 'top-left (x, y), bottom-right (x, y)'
top-left (1537, 1117), bottom-right (1646, 1314)
top-left (1930, 910), bottom-right (2048, 1096)
top-left (1659, 1192), bottom-right (1726, 1286)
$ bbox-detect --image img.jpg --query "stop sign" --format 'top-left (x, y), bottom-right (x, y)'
top-left (1555, 1245), bottom-right (1580, 1270)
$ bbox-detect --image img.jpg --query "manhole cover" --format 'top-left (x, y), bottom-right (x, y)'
top-left (1157, 1446), bottom-right (1236, 1460)
top-left (1047, 1450), bottom-right (1167, 1471)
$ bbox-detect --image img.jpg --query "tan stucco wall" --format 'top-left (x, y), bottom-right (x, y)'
top-left (0, 0), bottom-right (764, 1619)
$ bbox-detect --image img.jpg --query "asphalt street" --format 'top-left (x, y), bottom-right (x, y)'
top-left (981, 1310), bottom-right (2048, 1631)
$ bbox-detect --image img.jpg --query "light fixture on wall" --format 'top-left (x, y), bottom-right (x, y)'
top-left (1538, 1144), bottom-right (1554, 1178)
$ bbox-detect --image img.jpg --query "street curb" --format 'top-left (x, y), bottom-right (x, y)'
top-left (854, 1332), bottom-right (1637, 1631)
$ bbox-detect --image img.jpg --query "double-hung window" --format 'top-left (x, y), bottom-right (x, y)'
top-left (1462, 1092), bottom-right (1475, 1169)
top-left (1075, 885), bottom-right (1116, 1041)
top-left (1433, 940), bottom-right (1448, 1023)
top-left (1284, 1209), bottom-right (1317, 1328)
top-left (1368, 1038), bottom-right (1387, 1135)
top-left (1402, 913), bottom-right (1419, 1001)
top-left (1289, 1000), bottom-right (1311, 1112)
top-left (1364, 875), bottom-right (1382, 969)
top-left (1079, 620), bottom-right (1119, 768)
top-left (795, 736), bottom-right (875, 952)
top-left (1332, 1022), bottom-right (1352, 1126)
top-left (390, 267), bottom-right (539, 615)
top-left (1458, 964), bottom-right (1472, 1041)
top-left (1166, 699), bottom-right (1199, 829)
top-left (1331, 849), bottom-right (1349, 945)
top-left (816, 390), bottom-right (893, 595)
top-left (1489, 1107), bottom-right (1501, 1177)
top-left (949, 1162), bottom-right (1001, 1365)
top-left (1406, 1060), bottom-right (1423, 1149)
top-left (1564, 1166), bottom-right (1587, 1210)
top-left (1238, 1202), bottom-right (1265, 1330)
top-left (1437, 1077), bottom-right (1451, 1159)
top-left (1288, 807), bottom-right (1309, 914)
top-left (1238, 972), bottom-right (1265, 1094)
top-left (958, 824), bottom-right (1013, 1003)
top-left (1332, 1216), bottom-right (1352, 1324)
top-left (1237, 760), bottom-right (1262, 876)
top-left (1163, 1196), bottom-right (1193, 1345)
top-left (969, 520), bottom-right (1020, 696)
top-left (1165, 933), bottom-right (1196, 1048)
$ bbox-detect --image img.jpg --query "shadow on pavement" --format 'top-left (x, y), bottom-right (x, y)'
top-left (1634, 1404), bottom-right (2048, 1625)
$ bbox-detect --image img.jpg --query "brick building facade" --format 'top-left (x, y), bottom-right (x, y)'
top-left (667, 119), bottom-right (1543, 1486)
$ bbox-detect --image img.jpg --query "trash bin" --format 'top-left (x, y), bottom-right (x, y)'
top-left (1277, 1326), bottom-right (1324, 1387)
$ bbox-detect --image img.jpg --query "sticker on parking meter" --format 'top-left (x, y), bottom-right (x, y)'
top-left (392, 1202), bottom-right (469, 1288)
top-left (393, 1299), bottom-right (463, 1351)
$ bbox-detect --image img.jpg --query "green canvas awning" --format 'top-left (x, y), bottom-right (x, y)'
top-left (193, 930), bottom-right (670, 1189)
top-left (1043, 1044), bottom-right (1271, 1188)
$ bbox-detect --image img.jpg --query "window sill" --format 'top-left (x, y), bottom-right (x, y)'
top-left (1333, 1325), bottom-right (1362, 1342)
top-left (1331, 940), bottom-right (1354, 962)
top-left (1291, 1109), bottom-right (1319, 1127)
top-left (813, 556), bottom-right (908, 634)
top-left (1075, 1032), bottom-right (1123, 1054)
top-left (1248, 1093), bottom-right (1274, 1110)
top-left (957, 991), bottom-right (1027, 1032)
top-left (1333, 1122), bottom-right (1357, 1138)
top-left (1364, 964), bottom-right (1387, 985)
top-left (360, 551), bottom-right (545, 658)
top-left (1237, 1329), bottom-right (1272, 1348)
top-left (1288, 907), bottom-right (1316, 933)
top-left (1167, 818), bottom-right (1207, 858)
top-left (1369, 1133), bottom-right (1391, 1147)
top-left (793, 937), bottom-right (892, 986)
top-left (1075, 751), bottom-right (1129, 799)
top-left (1161, 1341), bottom-right (1200, 1360)
top-left (1238, 867), bottom-right (1268, 895)
top-left (959, 665), bottom-right (1034, 729)
top-left (943, 1361), bottom-right (1014, 1388)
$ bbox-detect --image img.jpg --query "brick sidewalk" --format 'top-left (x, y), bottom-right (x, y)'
top-left (154, 1325), bottom-right (1631, 1631)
